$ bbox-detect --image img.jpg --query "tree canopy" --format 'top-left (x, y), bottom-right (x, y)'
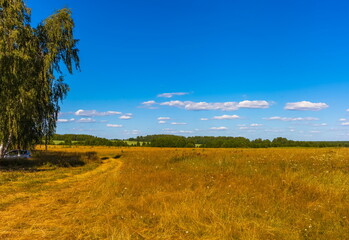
top-left (0, 0), bottom-right (79, 156)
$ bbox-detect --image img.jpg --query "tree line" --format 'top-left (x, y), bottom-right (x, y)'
top-left (129, 135), bottom-right (349, 148)
top-left (46, 134), bottom-right (349, 148)
top-left (50, 134), bottom-right (128, 147)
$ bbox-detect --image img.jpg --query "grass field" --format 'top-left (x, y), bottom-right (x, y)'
top-left (0, 146), bottom-right (348, 239)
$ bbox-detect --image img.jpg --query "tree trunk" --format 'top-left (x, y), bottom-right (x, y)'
top-left (0, 143), bottom-right (3, 159)
top-left (0, 134), bottom-right (13, 158)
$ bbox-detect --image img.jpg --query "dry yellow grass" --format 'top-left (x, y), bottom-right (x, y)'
top-left (0, 146), bottom-right (348, 239)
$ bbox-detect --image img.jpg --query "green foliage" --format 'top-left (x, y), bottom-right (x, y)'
top-left (130, 135), bottom-right (349, 148)
top-left (51, 134), bottom-right (128, 147)
top-left (0, 0), bottom-right (79, 155)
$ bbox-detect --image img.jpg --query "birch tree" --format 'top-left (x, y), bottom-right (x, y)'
top-left (0, 0), bottom-right (79, 157)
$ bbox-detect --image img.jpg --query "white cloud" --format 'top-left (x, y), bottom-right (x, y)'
top-left (200, 118), bottom-right (209, 121)
top-left (160, 100), bottom-right (270, 111)
top-left (157, 117), bottom-right (170, 120)
top-left (75, 109), bottom-right (121, 116)
top-left (141, 100), bottom-right (158, 109)
top-left (77, 118), bottom-right (96, 123)
top-left (58, 119), bottom-right (69, 123)
top-left (106, 124), bottom-right (122, 128)
top-left (239, 124), bottom-right (263, 130)
top-left (171, 122), bottom-right (187, 125)
top-left (158, 121), bottom-right (166, 124)
top-left (142, 100), bottom-right (156, 105)
top-left (210, 126), bottom-right (228, 130)
top-left (213, 114), bottom-right (240, 120)
top-left (179, 130), bottom-right (194, 134)
top-left (250, 123), bottom-right (263, 127)
top-left (57, 118), bottom-right (75, 123)
top-left (157, 92), bottom-right (189, 98)
top-left (346, 109), bottom-right (349, 112)
top-left (339, 118), bottom-right (347, 121)
top-left (237, 100), bottom-right (270, 109)
top-left (160, 100), bottom-right (188, 107)
top-left (119, 115), bottom-right (132, 120)
top-left (341, 122), bottom-right (349, 126)
top-left (310, 130), bottom-right (320, 133)
top-left (186, 102), bottom-right (239, 111)
top-left (265, 116), bottom-right (319, 121)
top-left (284, 101), bottom-right (329, 111)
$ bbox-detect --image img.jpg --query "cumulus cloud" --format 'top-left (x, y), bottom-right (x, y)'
top-left (213, 114), bottom-right (240, 120)
top-left (119, 115), bottom-right (132, 120)
top-left (157, 117), bottom-right (170, 120)
top-left (57, 118), bottom-right (75, 123)
top-left (157, 92), bottom-right (189, 98)
top-left (160, 100), bottom-right (269, 111)
top-left (284, 101), bottom-right (329, 111)
top-left (265, 116), bottom-right (319, 121)
top-left (210, 126), bottom-right (228, 130)
top-left (142, 100), bottom-right (156, 105)
top-left (160, 100), bottom-right (188, 107)
top-left (237, 100), bottom-right (270, 109)
top-left (339, 118), bottom-right (347, 121)
top-left (158, 121), bottom-right (166, 124)
top-left (75, 109), bottom-right (121, 116)
top-left (250, 123), bottom-right (263, 127)
top-left (76, 118), bottom-right (96, 123)
top-left (186, 102), bottom-right (239, 111)
top-left (141, 100), bottom-right (158, 109)
top-left (106, 124), bottom-right (122, 128)
top-left (200, 118), bottom-right (209, 121)
top-left (171, 122), bottom-right (187, 125)
top-left (341, 122), bottom-right (349, 126)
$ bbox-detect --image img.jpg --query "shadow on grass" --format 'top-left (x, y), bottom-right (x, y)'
top-left (0, 151), bottom-right (100, 172)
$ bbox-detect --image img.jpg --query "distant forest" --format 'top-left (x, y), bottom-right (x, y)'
top-left (49, 134), bottom-right (349, 148)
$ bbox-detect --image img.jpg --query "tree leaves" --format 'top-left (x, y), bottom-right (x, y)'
top-left (0, 0), bottom-right (79, 154)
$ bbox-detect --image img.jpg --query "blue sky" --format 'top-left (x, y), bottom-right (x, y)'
top-left (27, 0), bottom-right (349, 140)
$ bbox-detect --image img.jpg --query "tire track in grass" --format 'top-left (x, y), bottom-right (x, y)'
top-left (0, 156), bottom-right (123, 240)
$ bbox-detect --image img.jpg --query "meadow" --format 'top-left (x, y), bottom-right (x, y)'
top-left (0, 146), bottom-right (348, 239)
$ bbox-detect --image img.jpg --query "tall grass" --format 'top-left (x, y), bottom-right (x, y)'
top-left (0, 147), bottom-right (348, 239)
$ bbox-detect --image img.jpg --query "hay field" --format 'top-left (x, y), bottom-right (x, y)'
top-left (0, 146), bottom-right (348, 239)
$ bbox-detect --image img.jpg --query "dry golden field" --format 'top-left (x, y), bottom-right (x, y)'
top-left (0, 146), bottom-right (348, 239)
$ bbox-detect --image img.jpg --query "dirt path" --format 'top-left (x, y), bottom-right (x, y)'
top-left (0, 157), bottom-right (123, 240)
